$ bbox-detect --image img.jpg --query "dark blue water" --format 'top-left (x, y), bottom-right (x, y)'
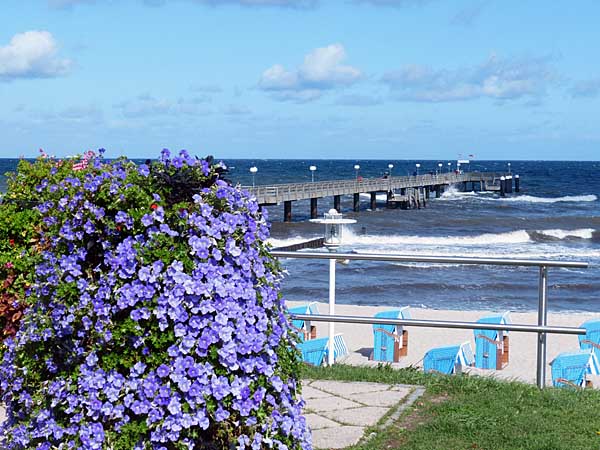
top-left (2, 158), bottom-right (600, 312)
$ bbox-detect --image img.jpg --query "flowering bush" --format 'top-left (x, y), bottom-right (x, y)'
top-left (0, 151), bottom-right (107, 341)
top-left (0, 151), bottom-right (77, 341)
top-left (0, 150), bottom-right (311, 449)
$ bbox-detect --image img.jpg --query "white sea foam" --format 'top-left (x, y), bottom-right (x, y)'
top-left (267, 236), bottom-right (313, 248)
top-left (355, 246), bottom-right (600, 260)
top-left (497, 194), bottom-right (597, 203)
top-left (359, 192), bottom-right (388, 201)
top-left (438, 185), bottom-right (478, 200)
top-left (343, 228), bottom-right (531, 246)
top-left (536, 228), bottom-right (595, 240)
top-left (271, 227), bottom-right (595, 252)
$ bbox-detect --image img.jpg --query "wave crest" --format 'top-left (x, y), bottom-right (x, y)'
top-left (499, 194), bottom-right (597, 203)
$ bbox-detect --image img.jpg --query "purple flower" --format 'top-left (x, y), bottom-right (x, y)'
top-left (138, 164), bottom-right (150, 177)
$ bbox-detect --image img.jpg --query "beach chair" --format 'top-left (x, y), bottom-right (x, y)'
top-left (288, 302), bottom-right (319, 341)
top-left (298, 334), bottom-right (349, 366)
top-left (370, 307), bottom-right (411, 362)
top-left (578, 319), bottom-right (600, 360)
top-left (423, 342), bottom-right (475, 375)
top-left (474, 311), bottom-right (511, 370)
top-left (550, 350), bottom-right (600, 388)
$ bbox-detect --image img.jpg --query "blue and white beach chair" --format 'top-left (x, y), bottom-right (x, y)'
top-left (551, 349), bottom-right (600, 388)
top-left (371, 307), bottom-right (411, 362)
top-left (288, 302), bottom-right (319, 341)
top-left (578, 319), bottom-right (600, 360)
top-left (298, 334), bottom-right (349, 366)
top-left (474, 311), bottom-right (511, 370)
top-left (423, 342), bottom-right (475, 375)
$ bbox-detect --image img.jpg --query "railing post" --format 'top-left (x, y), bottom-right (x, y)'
top-left (536, 265), bottom-right (548, 388)
top-left (328, 258), bottom-right (336, 366)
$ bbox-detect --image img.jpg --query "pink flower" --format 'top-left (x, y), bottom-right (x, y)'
top-left (5, 262), bottom-right (14, 269)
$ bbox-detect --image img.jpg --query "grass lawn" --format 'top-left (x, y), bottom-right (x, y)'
top-left (302, 364), bottom-right (600, 450)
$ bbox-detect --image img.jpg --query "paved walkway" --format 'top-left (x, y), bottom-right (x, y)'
top-left (302, 380), bottom-right (424, 449)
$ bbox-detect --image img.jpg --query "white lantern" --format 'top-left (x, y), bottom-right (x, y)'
top-left (310, 209), bottom-right (356, 251)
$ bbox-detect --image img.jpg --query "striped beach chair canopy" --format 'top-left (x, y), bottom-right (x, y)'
top-left (372, 307), bottom-right (410, 362)
top-left (298, 336), bottom-right (328, 366)
top-left (475, 311), bottom-right (511, 339)
top-left (474, 311), bottom-right (511, 370)
top-left (424, 341), bottom-right (474, 375)
top-left (288, 302), bottom-right (319, 341)
top-left (551, 350), bottom-right (600, 388)
top-left (372, 307), bottom-right (410, 334)
top-left (579, 319), bottom-right (600, 359)
top-left (298, 334), bottom-right (349, 366)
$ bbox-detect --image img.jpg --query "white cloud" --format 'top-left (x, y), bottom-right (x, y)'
top-left (299, 44), bottom-right (362, 87)
top-left (259, 64), bottom-right (299, 90)
top-left (190, 0), bottom-right (316, 6)
top-left (382, 54), bottom-right (555, 102)
top-left (189, 83), bottom-right (223, 93)
top-left (258, 44), bottom-right (363, 102)
top-left (570, 77), bottom-right (600, 98)
top-left (334, 94), bottom-right (382, 106)
top-left (223, 104), bottom-right (252, 115)
top-left (115, 94), bottom-right (211, 117)
top-left (353, 0), bottom-right (434, 7)
top-left (450, 1), bottom-right (489, 27)
top-left (50, 0), bottom-right (316, 7)
top-left (0, 31), bottom-right (72, 81)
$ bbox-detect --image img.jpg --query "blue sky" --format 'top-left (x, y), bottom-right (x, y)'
top-left (1, 0), bottom-right (599, 160)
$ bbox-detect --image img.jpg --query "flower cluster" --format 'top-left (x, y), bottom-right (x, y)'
top-left (0, 150), bottom-right (311, 449)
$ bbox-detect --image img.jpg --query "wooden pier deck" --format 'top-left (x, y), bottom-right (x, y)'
top-left (243, 171), bottom-right (516, 221)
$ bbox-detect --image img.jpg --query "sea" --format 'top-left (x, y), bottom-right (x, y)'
top-left (2, 158), bottom-right (599, 313)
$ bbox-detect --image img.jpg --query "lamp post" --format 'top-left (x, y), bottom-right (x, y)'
top-left (388, 163), bottom-right (394, 177)
top-left (415, 163), bottom-right (421, 176)
top-left (310, 209), bottom-right (357, 366)
top-left (448, 162), bottom-right (452, 173)
top-left (437, 163), bottom-right (442, 175)
top-left (354, 164), bottom-right (360, 180)
top-left (309, 165), bottom-right (317, 183)
top-left (507, 162), bottom-right (511, 174)
top-left (249, 166), bottom-right (258, 187)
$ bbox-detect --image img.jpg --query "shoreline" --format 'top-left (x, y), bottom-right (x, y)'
top-left (288, 301), bottom-right (599, 386)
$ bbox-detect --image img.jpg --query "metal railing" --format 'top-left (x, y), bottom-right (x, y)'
top-left (273, 250), bottom-right (590, 388)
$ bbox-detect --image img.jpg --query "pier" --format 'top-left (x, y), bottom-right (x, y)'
top-left (244, 171), bottom-right (516, 221)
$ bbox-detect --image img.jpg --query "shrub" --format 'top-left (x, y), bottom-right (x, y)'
top-left (0, 150), bottom-right (311, 449)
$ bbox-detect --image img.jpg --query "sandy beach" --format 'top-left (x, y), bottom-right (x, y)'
top-left (288, 301), bottom-right (600, 386)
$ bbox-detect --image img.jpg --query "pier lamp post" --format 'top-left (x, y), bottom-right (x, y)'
top-left (249, 166), bottom-right (258, 187)
top-left (354, 164), bottom-right (360, 180)
top-left (437, 163), bottom-right (442, 175)
top-left (310, 209), bottom-right (357, 365)
top-left (448, 162), bottom-right (452, 173)
top-left (415, 163), bottom-right (421, 176)
top-left (309, 165), bottom-right (317, 183)
top-left (388, 163), bottom-right (394, 177)
top-left (507, 162), bottom-right (511, 174)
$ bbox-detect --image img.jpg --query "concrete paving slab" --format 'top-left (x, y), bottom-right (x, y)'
top-left (309, 379), bottom-right (391, 396)
top-left (321, 406), bottom-right (389, 427)
top-left (304, 413), bottom-right (340, 430)
top-left (311, 425), bottom-right (365, 449)
top-left (306, 395), bottom-right (362, 413)
top-left (302, 385), bottom-right (334, 399)
top-left (351, 387), bottom-right (412, 407)
top-left (303, 380), bottom-right (423, 449)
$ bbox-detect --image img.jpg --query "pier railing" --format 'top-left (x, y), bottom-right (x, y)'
top-left (244, 171), bottom-right (506, 204)
top-left (272, 250), bottom-right (589, 388)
